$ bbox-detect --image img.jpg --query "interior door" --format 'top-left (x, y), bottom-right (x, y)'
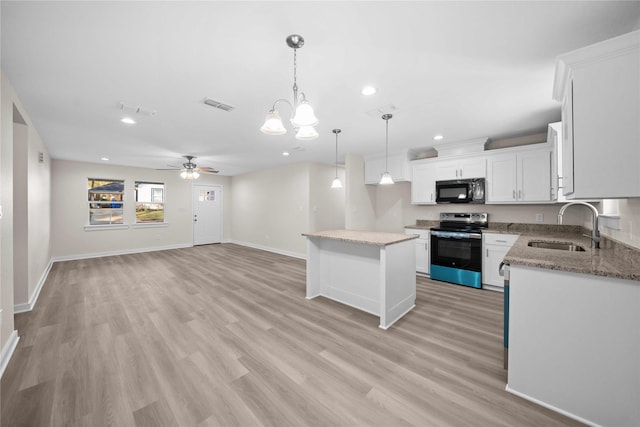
top-left (193, 185), bottom-right (222, 245)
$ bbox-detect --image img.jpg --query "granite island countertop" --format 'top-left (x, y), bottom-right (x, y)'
top-left (303, 229), bottom-right (418, 247)
top-left (404, 221), bottom-right (640, 282)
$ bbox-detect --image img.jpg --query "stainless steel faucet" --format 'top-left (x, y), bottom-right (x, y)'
top-left (557, 201), bottom-right (600, 249)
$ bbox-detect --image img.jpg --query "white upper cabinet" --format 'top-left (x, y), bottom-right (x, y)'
top-left (434, 157), bottom-right (486, 181)
top-left (553, 30), bottom-right (640, 199)
top-left (411, 162), bottom-right (437, 204)
top-left (486, 147), bottom-right (552, 203)
top-left (364, 150), bottom-right (412, 185)
top-left (548, 122), bottom-right (566, 202)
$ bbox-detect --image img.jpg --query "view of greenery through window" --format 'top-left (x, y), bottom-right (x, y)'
top-left (88, 178), bottom-right (124, 225)
top-left (135, 182), bottom-right (165, 223)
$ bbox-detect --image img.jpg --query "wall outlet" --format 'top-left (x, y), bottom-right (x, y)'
top-left (535, 213), bottom-right (544, 222)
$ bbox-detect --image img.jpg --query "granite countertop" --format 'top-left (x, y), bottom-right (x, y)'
top-left (404, 221), bottom-right (640, 282)
top-left (303, 229), bottom-right (418, 247)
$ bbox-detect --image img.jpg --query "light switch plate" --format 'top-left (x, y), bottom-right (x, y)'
top-left (535, 213), bottom-right (544, 222)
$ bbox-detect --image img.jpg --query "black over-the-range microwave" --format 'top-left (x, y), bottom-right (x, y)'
top-left (435, 178), bottom-right (485, 204)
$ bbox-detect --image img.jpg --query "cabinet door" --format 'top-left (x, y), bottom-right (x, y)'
top-left (434, 160), bottom-right (459, 181)
top-left (415, 239), bottom-right (429, 274)
top-left (411, 164), bottom-right (437, 204)
top-left (364, 157), bottom-right (384, 184)
top-left (519, 150), bottom-right (552, 202)
top-left (561, 85), bottom-right (575, 196)
top-left (486, 154), bottom-right (517, 202)
top-left (483, 244), bottom-right (509, 289)
top-left (459, 157), bottom-right (486, 179)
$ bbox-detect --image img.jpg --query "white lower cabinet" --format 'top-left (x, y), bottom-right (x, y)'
top-left (405, 228), bottom-right (430, 275)
top-left (482, 233), bottom-right (518, 291)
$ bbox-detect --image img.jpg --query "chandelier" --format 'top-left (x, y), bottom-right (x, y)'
top-left (260, 34), bottom-right (319, 140)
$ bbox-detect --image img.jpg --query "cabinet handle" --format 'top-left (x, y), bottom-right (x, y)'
top-left (496, 239), bottom-right (507, 243)
top-left (425, 243), bottom-right (429, 251)
top-left (518, 190), bottom-right (522, 199)
top-left (430, 193), bottom-right (433, 202)
top-left (512, 190), bottom-right (516, 199)
top-left (486, 248), bottom-right (489, 257)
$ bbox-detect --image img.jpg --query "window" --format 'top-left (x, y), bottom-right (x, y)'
top-left (135, 182), bottom-right (165, 223)
top-left (88, 178), bottom-right (124, 225)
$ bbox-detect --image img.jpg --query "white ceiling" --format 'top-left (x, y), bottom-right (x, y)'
top-left (2, 1), bottom-right (639, 176)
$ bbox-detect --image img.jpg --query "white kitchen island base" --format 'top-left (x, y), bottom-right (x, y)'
top-left (304, 230), bottom-right (417, 330)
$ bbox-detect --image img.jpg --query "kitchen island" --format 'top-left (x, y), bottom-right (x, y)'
top-left (503, 232), bottom-right (640, 427)
top-left (303, 229), bottom-right (418, 330)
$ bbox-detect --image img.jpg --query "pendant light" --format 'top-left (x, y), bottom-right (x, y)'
top-left (331, 129), bottom-right (343, 188)
top-left (379, 114), bottom-right (394, 185)
top-left (260, 34), bottom-right (319, 140)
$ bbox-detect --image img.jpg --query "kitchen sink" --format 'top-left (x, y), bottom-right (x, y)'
top-left (527, 241), bottom-right (586, 252)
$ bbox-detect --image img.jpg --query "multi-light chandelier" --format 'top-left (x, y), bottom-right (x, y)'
top-left (260, 34), bottom-right (319, 140)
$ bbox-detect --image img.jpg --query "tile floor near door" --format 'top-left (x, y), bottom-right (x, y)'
top-left (1, 243), bottom-right (582, 426)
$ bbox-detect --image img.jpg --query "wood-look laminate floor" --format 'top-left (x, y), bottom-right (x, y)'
top-left (1, 243), bottom-right (582, 427)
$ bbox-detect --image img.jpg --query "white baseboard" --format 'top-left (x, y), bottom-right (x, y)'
top-left (229, 240), bottom-right (306, 260)
top-left (14, 259), bottom-right (54, 314)
top-left (505, 384), bottom-right (601, 427)
top-left (51, 243), bottom-right (194, 262)
top-left (0, 330), bottom-right (19, 379)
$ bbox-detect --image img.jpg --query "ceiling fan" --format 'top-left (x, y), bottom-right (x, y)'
top-left (160, 155), bottom-right (218, 179)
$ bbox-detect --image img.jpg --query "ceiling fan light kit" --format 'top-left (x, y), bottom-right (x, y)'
top-left (261, 34), bottom-right (319, 141)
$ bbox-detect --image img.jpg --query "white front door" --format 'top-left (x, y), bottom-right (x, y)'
top-left (193, 185), bottom-right (222, 245)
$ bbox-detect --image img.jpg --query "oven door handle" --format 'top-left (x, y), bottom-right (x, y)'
top-left (430, 231), bottom-right (482, 239)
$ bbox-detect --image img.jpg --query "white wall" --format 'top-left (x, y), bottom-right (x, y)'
top-left (309, 163), bottom-right (345, 233)
top-left (12, 124), bottom-right (28, 305)
top-left (1, 71), bottom-right (51, 357)
top-left (230, 162), bottom-right (311, 257)
top-left (50, 159), bottom-right (231, 259)
top-left (600, 198), bottom-right (640, 249)
top-left (345, 153), bottom-right (376, 230)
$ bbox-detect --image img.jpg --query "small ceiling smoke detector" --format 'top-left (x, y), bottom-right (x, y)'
top-left (204, 98), bottom-right (235, 112)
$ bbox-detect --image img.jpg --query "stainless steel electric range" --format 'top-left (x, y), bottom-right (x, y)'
top-left (430, 212), bottom-right (488, 288)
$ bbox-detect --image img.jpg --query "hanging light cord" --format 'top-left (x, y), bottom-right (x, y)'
top-left (292, 47), bottom-right (298, 107)
top-left (335, 133), bottom-right (339, 176)
top-left (384, 116), bottom-right (390, 172)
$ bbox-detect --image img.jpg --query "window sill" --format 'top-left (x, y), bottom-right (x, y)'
top-left (131, 222), bottom-right (169, 229)
top-left (84, 224), bottom-right (129, 231)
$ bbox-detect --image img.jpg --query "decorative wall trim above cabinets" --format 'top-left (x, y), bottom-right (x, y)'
top-left (433, 137), bottom-right (488, 157)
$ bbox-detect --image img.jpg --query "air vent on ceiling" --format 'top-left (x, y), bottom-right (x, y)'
top-left (119, 102), bottom-right (157, 116)
top-left (204, 98), bottom-right (235, 112)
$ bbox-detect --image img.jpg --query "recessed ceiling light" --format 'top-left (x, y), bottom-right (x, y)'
top-left (282, 151), bottom-right (290, 156)
top-left (433, 134), bottom-right (444, 141)
top-left (361, 86), bottom-right (377, 96)
top-left (101, 157), bottom-right (109, 161)
top-left (121, 117), bottom-right (136, 125)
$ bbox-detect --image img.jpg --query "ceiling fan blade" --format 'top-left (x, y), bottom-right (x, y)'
top-left (156, 164), bottom-right (181, 170)
top-left (196, 167), bottom-right (219, 174)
